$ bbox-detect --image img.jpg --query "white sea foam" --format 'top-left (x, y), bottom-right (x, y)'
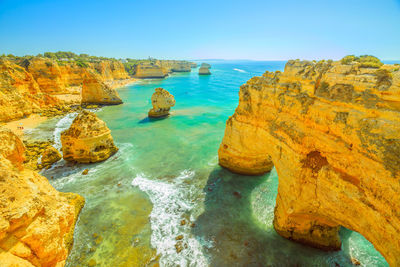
top-left (233, 68), bottom-right (247, 73)
top-left (131, 171), bottom-right (210, 267)
top-left (53, 112), bottom-right (78, 150)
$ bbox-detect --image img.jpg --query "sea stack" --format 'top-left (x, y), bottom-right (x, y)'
top-left (199, 63), bottom-right (211, 75)
top-left (0, 126), bottom-right (85, 266)
top-left (81, 72), bottom-right (123, 105)
top-left (218, 57), bottom-right (400, 266)
top-left (61, 110), bottom-right (118, 163)
top-left (148, 88), bottom-right (176, 118)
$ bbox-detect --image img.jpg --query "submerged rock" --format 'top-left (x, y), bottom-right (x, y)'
top-left (61, 110), bottom-right (118, 163)
top-left (148, 88), bottom-right (176, 118)
top-left (0, 126), bottom-right (84, 266)
top-left (218, 58), bottom-right (400, 265)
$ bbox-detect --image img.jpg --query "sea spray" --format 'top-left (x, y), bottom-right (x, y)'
top-left (131, 171), bottom-right (211, 267)
top-left (53, 112), bottom-right (78, 150)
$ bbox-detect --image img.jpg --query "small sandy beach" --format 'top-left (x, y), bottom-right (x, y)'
top-left (1, 114), bottom-right (48, 138)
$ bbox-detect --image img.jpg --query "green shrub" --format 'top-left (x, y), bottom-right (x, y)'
top-left (341, 55), bottom-right (357, 65)
top-left (75, 59), bottom-right (88, 68)
top-left (341, 55), bottom-right (383, 68)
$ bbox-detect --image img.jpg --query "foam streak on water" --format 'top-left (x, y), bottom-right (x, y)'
top-left (131, 171), bottom-right (210, 267)
top-left (53, 112), bottom-right (78, 150)
top-left (233, 68), bottom-right (246, 73)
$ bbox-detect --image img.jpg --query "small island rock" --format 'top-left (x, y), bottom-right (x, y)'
top-left (199, 63), bottom-right (211, 75)
top-left (148, 88), bottom-right (176, 118)
top-left (61, 110), bottom-right (118, 163)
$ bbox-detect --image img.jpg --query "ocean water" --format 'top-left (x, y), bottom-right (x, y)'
top-left (36, 61), bottom-right (388, 267)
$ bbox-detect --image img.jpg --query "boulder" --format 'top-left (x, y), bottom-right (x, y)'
top-left (148, 88), bottom-right (176, 118)
top-left (41, 145), bottom-right (62, 167)
top-left (61, 110), bottom-right (118, 163)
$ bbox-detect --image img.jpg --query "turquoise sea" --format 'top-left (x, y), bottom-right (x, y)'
top-left (32, 61), bottom-right (388, 266)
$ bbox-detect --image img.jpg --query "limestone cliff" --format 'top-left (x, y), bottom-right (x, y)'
top-left (156, 60), bottom-right (192, 73)
top-left (133, 63), bottom-right (167, 78)
top-left (218, 59), bottom-right (400, 266)
top-left (61, 111), bottom-right (118, 163)
top-left (0, 127), bottom-right (84, 267)
top-left (199, 63), bottom-right (211, 75)
top-left (81, 72), bottom-right (123, 105)
top-left (0, 57), bottom-right (130, 123)
top-left (148, 88), bottom-right (176, 117)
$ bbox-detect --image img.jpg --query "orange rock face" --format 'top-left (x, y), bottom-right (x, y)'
top-left (218, 60), bottom-right (400, 266)
top-left (0, 127), bottom-right (85, 267)
top-left (61, 111), bottom-right (118, 163)
top-left (148, 88), bottom-right (176, 117)
top-left (0, 58), bottom-right (130, 123)
top-left (81, 72), bottom-right (123, 105)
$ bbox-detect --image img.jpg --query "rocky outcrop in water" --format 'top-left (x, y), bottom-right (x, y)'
top-left (0, 127), bottom-right (84, 267)
top-left (41, 145), bottom-right (62, 167)
top-left (0, 57), bottom-right (130, 123)
top-left (148, 88), bottom-right (176, 118)
top-left (218, 59), bottom-right (400, 265)
top-left (61, 110), bottom-right (118, 163)
top-left (133, 63), bottom-right (167, 78)
top-left (199, 63), bottom-right (211, 75)
top-left (81, 72), bottom-right (123, 105)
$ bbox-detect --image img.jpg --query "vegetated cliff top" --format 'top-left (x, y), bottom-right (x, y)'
top-left (0, 51), bottom-right (196, 76)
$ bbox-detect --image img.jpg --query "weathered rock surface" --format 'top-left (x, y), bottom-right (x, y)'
top-left (133, 63), bottom-right (167, 78)
top-left (0, 58), bottom-right (130, 123)
top-left (199, 63), bottom-right (211, 75)
top-left (148, 88), bottom-right (176, 117)
top-left (0, 127), bottom-right (84, 267)
top-left (81, 72), bottom-right (123, 105)
top-left (41, 145), bottom-right (62, 167)
top-left (218, 59), bottom-right (400, 265)
top-left (61, 111), bottom-right (118, 163)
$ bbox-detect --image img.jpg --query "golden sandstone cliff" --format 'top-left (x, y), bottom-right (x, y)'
top-left (218, 59), bottom-right (400, 265)
top-left (61, 111), bottom-right (118, 163)
top-left (0, 127), bottom-right (84, 267)
top-left (0, 57), bottom-right (128, 123)
top-left (148, 88), bottom-right (176, 117)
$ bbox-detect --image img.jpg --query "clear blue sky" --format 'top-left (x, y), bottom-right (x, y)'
top-left (0, 0), bottom-right (399, 60)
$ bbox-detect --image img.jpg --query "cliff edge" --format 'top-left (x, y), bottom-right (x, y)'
top-left (218, 58), bottom-right (400, 265)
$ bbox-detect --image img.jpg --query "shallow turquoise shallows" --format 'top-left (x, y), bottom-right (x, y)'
top-left (36, 61), bottom-right (388, 266)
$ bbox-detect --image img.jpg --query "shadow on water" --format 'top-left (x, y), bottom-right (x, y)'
top-left (138, 115), bottom-right (170, 124)
top-left (192, 167), bottom-right (360, 267)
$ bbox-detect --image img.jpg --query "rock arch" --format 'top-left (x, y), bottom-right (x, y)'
top-left (218, 60), bottom-right (400, 266)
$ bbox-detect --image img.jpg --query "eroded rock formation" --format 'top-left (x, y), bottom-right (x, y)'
top-left (199, 63), bottom-right (211, 75)
top-left (0, 127), bottom-right (84, 266)
top-left (218, 59), bottom-right (400, 265)
top-left (81, 72), bottom-right (123, 105)
top-left (61, 111), bottom-right (118, 163)
top-left (133, 63), bottom-right (167, 78)
top-left (0, 57), bottom-right (130, 123)
top-left (41, 145), bottom-right (62, 168)
top-left (148, 88), bottom-right (176, 117)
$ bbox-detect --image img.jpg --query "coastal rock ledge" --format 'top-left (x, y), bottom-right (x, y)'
top-left (61, 110), bottom-right (118, 163)
top-left (0, 127), bottom-right (84, 267)
top-left (218, 59), bottom-right (400, 265)
top-left (148, 88), bottom-right (176, 118)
